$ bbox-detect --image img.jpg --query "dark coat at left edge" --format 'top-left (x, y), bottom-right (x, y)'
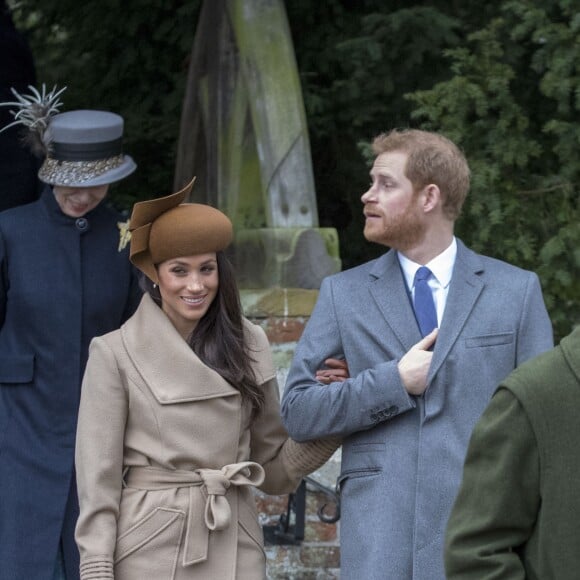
top-left (0, 186), bottom-right (142, 580)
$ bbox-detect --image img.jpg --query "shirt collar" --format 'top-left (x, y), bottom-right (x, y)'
top-left (398, 237), bottom-right (457, 290)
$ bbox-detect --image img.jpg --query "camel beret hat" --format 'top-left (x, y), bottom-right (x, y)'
top-left (129, 178), bottom-right (233, 283)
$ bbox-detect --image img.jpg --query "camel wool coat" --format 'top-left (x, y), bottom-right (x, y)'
top-left (75, 294), bottom-right (338, 580)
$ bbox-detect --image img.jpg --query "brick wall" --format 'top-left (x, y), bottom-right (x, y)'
top-left (242, 290), bottom-right (342, 579)
top-left (258, 488), bottom-right (341, 579)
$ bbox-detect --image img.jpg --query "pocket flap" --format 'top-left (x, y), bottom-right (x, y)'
top-left (0, 354), bottom-right (35, 383)
top-left (115, 507), bottom-right (184, 563)
top-left (465, 332), bottom-right (514, 348)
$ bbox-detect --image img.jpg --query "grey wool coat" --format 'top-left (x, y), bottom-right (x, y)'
top-left (75, 294), bottom-right (339, 580)
top-left (281, 239), bottom-right (554, 580)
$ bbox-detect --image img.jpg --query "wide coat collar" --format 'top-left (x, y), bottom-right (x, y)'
top-left (121, 294), bottom-right (240, 404)
top-left (368, 239), bottom-right (485, 381)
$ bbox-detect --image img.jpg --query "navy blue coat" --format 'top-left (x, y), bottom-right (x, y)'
top-left (0, 186), bottom-right (142, 580)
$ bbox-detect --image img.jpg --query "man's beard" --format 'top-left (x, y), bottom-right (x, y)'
top-left (364, 200), bottom-right (426, 251)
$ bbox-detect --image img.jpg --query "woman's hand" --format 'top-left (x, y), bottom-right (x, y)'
top-left (315, 358), bottom-right (349, 384)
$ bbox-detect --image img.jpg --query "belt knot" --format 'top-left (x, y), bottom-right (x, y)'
top-left (185, 461), bottom-right (265, 565)
top-left (200, 470), bottom-right (231, 497)
top-left (122, 461), bottom-right (265, 567)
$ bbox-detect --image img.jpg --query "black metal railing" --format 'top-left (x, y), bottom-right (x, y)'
top-left (262, 476), bottom-right (340, 545)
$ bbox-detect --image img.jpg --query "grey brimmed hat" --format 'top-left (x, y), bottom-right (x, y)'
top-left (38, 110), bottom-right (136, 187)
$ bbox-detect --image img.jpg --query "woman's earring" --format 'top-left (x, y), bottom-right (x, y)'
top-left (153, 283), bottom-right (157, 289)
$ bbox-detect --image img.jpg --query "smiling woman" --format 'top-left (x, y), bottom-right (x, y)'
top-left (74, 179), bottom-right (342, 580)
top-left (53, 184), bottom-right (110, 218)
top-left (157, 254), bottom-right (219, 339)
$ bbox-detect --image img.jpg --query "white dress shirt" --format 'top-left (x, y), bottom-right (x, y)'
top-left (398, 238), bottom-right (457, 327)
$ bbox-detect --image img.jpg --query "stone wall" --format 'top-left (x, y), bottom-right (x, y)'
top-left (241, 289), bottom-right (341, 579)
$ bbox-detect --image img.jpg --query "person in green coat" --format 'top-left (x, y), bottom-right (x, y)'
top-left (444, 325), bottom-right (580, 579)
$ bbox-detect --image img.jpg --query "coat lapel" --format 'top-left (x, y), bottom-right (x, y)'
top-left (428, 241), bottom-right (485, 381)
top-left (368, 250), bottom-right (421, 353)
top-left (121, 294), bottom-right (239, 403)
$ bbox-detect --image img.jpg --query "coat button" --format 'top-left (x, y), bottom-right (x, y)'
top-left (75, 217), bottom-right (89, 232)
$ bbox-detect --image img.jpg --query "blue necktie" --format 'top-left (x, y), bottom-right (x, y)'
top-left (413, 266), bottom-right (437, 337)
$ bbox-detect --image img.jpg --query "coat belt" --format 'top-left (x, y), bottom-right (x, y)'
top-left (124, 462), bottom-right (265, 566)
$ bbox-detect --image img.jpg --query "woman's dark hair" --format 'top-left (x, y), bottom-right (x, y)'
top-left (142, 252), bottom-right (265, 413)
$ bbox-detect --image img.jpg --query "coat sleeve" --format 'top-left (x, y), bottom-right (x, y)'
top-left (444, 387), bottom-right (540, 579)
top-left (75, 335), bottom-right (128, 580)
top-left (250, 375), bottom-right (340, 495)
top-left (246, 322), bottom-right (340, 495)
top-left (281, 276), bottom-right (414, 441)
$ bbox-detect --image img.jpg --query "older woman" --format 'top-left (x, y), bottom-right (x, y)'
top-left (74, 182), bottom-right (341, 580)
top-left (0, 103), bottom-right (142, 580)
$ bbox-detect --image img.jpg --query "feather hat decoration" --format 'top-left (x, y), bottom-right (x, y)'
top-left (1, 85), bottom-right (136, 187)
top-left (0, 84), bottom-right (67, 156)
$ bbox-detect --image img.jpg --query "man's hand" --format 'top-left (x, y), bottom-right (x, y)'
top-left (316, 358), bottom-right (350, 384)
top-left (398, 329), bottom-right (438, 396)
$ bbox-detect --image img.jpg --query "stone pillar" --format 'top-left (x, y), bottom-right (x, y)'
top-left (234, 229), bottom-right (340, 289)
top-left (174, 0), bottom-right (341, 289)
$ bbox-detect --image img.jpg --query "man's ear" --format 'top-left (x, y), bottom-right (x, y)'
top-left (421, 184), bottom-right (441, 213)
